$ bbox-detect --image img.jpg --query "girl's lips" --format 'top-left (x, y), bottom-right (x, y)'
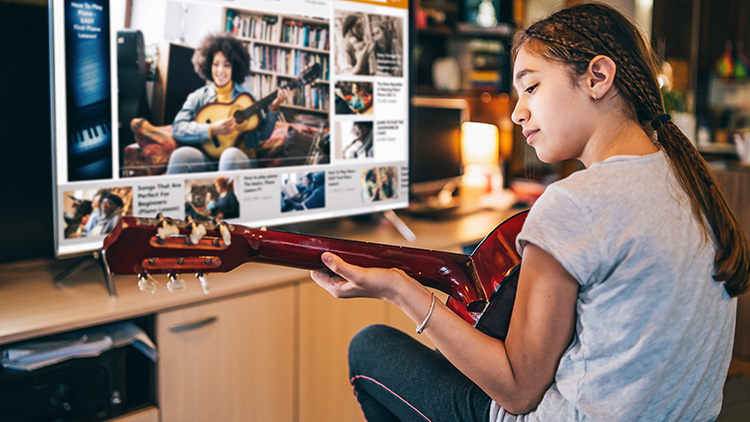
top-left (523, 129), bottom-right (539, 142)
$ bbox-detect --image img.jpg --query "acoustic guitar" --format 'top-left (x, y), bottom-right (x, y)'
top-left (195, 63), bottom-right (322, 160)
top-left (102, 211), bottom-right (527, 340)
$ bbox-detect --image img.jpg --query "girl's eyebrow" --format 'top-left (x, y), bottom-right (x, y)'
top-left (514, 68), bottom-right (538, 84)
top-left (513, 69), bottom-right (539, 93)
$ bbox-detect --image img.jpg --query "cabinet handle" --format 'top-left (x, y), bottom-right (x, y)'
top-left (169, 316), bottom-right (218, 333)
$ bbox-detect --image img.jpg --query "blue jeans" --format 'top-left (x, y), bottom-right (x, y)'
top-left (166, 146), bottom-right (252, 174)
top-left (348, 324), bottom-right (492, 422)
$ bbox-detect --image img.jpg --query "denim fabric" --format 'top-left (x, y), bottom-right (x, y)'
top-left (166, 146), bottom-right (251, 174)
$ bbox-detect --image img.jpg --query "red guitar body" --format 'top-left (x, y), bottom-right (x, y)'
top-left (102, 211), bottom-right (528, 339)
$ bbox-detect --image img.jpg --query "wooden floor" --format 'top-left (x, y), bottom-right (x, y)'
top-left (717, 356), bottom-right (750, 421)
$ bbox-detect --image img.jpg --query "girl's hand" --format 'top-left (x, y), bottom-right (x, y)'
top-left (270, 87), bottom-right (292, 112)
top-left (210, 117), bottom-right (236, 136)
top-left (354, 40), bottom-right (374, 63)
top-left (310, 252), bottom-right (415, 305)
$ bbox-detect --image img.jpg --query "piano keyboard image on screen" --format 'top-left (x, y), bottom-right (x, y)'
top-left (64, 0), bottom-right (113, 181)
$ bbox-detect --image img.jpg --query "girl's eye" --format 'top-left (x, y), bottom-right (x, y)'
top-left (525, 84), bottom-right (538, 94)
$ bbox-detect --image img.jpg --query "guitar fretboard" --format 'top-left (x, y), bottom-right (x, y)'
top-left (236, 63), bottom-right (320, 122)
top-left (238, 78), bottom-right (302, 121)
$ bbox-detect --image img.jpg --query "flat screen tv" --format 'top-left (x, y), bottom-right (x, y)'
top-left (50, 0), bottom-right (411, 257)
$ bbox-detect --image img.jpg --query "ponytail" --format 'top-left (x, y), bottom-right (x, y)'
top-left (655, 119), bottom-right (750, 297)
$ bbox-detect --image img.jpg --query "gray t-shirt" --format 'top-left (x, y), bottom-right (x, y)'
top-left (491, 151), bottom-right (736, 422)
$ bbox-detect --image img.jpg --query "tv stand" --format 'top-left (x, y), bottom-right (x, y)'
top-left (381, 210), bottom-right (416, 242)
top-left (53, 250), bottom-right (116, 296)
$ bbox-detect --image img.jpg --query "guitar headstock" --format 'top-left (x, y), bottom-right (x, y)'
top-left (102, 215), bottom-right (255, 294)
top-left (297, 63), bottom-right (322, 86)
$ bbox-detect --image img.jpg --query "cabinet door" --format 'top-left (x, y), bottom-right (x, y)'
top-left (157, 286), bottom-right (295, 422)
top-left (298, 281), bottom-right (389, 422)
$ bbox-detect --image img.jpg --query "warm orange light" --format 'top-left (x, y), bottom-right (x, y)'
top-left (461, 122), bottom-right (500, 167)
top-left (461, 122), bottom-right (500, 188)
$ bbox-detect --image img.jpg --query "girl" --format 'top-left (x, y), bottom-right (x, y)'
top-left (167, 33), bottom-right (290, 174)
top-left (311, 3), bottom-right (750, 421)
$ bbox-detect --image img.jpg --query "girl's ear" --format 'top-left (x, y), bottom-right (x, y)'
top-left (587, 55), bottom-right (616, 100)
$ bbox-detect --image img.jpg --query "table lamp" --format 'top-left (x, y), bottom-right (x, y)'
top-left (461, 121), bottom-right (500, 190)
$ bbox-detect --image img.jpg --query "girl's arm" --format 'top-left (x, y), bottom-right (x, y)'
top-left (172, 89), bottom-right (211, 144)
top-left (311, 243), bottom-right (578, 415)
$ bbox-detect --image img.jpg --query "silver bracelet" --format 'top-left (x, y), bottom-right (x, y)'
top-left (416, 292), bottom-right (436, 334)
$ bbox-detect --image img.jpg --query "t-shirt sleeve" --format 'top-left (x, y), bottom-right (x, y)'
top-left (516, 186), bottom-right (601, 288)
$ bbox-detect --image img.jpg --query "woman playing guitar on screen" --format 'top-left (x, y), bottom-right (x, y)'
top-left (166, 33), bottom-right (291, 174)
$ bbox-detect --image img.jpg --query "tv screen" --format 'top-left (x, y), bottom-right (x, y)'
top-left (50, 0), bottom-right (410, 257)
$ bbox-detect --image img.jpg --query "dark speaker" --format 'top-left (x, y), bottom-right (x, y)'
top-left (152, 43), bottom-right (206, 126)
top-left (117, 29), bottom-right (152, 156)
top-left (0, 348), bottom-right (127, 422)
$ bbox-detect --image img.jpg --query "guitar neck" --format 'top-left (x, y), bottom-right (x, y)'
top-left (241, 91), bottom-right (278, 120)
top-left (238, 79), bottom-right (300, 121)
top-left (102, 216), bottom-right (488, 312)
top-left (242, 228), bottom-right (486, 312)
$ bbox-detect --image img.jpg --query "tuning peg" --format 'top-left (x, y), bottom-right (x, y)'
top-left (185, 217), bottom-right (207, 245)
top-left (156, 215), bottom-right (180, 241)
top-left (196, 273), bottom-right (210, 295)
top-left (218, 222), bottom-right (232, 246)
top-left (166, 273), bottom-right (187, 292)
top-left (137, 273), bottom-right (158, 294)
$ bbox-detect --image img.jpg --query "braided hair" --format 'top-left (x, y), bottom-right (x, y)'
top-left (512, 2), bottom-right (749, 297)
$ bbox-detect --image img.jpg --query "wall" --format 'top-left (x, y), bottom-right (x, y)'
top-left (522, 0), bottom-right (651, 37)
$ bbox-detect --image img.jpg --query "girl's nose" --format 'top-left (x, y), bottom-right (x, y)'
top-left (511, 99), bottom-right (528, 125)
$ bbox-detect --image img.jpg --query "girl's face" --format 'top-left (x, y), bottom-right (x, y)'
top-left (511, 46), bottom-right (596, 164)
top-left (101, 198), bottom-right (118, 216)
top-left (212, 51), bottom-right (233, 88)
top-left (372, 26), bottom-right (384, 44)
top-left (349, 18), bottom-right (364, 40)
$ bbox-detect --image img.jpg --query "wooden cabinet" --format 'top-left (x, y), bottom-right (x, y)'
top-left (297, 281), bottom-right (442, 421)
top-left (157, 286), bottom-right (295, 422)
top-left (298, 282), bottom-right (387, 422)
top-left (105, 406), bottom-right (159, 422)
top-left (154, 280), bottom-right (442, 422)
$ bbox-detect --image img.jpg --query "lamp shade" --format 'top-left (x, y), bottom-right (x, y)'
top-left (461, 121), bottom-right (500, 167)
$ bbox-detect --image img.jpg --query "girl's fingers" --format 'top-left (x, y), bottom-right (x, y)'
top-left (320, 252), bottom-right (360, 281)
top-left (310, 268), bottom-right (358, 298)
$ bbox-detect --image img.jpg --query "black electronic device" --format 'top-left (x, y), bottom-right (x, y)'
top-left (408, 96), bottom-right (468, 212)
